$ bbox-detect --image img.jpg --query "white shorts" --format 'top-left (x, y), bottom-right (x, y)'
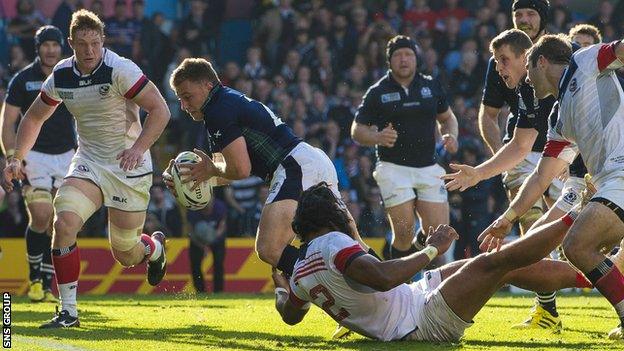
top-left (266, 142), bottom-right (339, 204)
top-left (403, 269), bottom-right (473, 342)
top-left (553, 176), bottom-right (585, 213)
top-left (592, 172), bottom-right (624, 217)
top-left (24, 149), bottom-right (74, 190)
top-left (373, 161), bottom-right (447, 207)
top-left (66, 154), bottom-right (152, 211)
top-left (503, 151), bottom-right (562, 200)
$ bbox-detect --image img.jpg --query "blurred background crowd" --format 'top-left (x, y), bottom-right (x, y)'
top-left (1, 0), bottom-right (624, 262)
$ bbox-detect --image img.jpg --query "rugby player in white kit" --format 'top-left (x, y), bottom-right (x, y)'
top-left (480, 34), bottom-right (624, 339)
top-left (273, 182), bottom-right (594, 342)
top-left (3, 10), bottom-right (171, 328)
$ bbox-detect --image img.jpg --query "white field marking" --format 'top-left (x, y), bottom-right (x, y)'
top-left (14, 336), bottom-right (100, 351)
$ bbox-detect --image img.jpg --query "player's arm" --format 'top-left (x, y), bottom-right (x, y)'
top-left (13, 96), bottom-right (57, 160)
top-left (0, 102), bottom-right (21, 157)
top-left (443, 127), bottom-right (537, 191)
top-left (215, 137), bottom-right (252, 180)
top-left (478, 104), bottom-right (503, 154)
top-left (351, 87), bottom-right (397, 147)
top-left (436, 107), bottom-right (459, 153)
top-left (615, 39), bottom-right (624, 62)
top-left (344, 225), bottom-right (458, 292)
top-left (272, 269), bottom-right (309, 325)
top-left (129, 82), bottom-right (171, 155)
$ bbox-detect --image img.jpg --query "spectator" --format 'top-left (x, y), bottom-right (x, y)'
top-left (188, 198), bottom-right (227, 293)
top-left (224, 177), bottom-right (264, 237)
top-left (53, 0), bottom-right (82, 54)
top-left (243, 46), bottom-right (268, 80)
top-left (178, 0), bottom-right (218, 57)
top-left (105, 0), bottom-right (140, 59)
top-left (7, 0), bottom-right (47, 60)
top-left (0, 190), bottom-right (28, 237)
top-left (147, 185), bottom-right (182, 237)
top-left (358, 186), bottom-right (390, 237)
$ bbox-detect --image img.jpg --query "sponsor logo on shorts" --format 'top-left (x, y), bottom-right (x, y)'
top-left (269, 181), bottom-right (280, 194)
top-left (77, 164), bottom-right (90, 173)
top-left (569, 78), bottom-right (577, 92)
top-left (112, 196), bottom-right (127, 204)
top-left (563, 191), bottom-right (578, 205)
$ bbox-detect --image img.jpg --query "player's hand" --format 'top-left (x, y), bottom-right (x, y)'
top-left (162, 159), bottom-right (177, 197)
top-left (425, 224), bottom-right (459, 255)
top-left (441, 163), bottom-right (481, 191)
top-left (2, 157), bottom-right (25, 192)
top-left (116, 146), bottom-right (145, 171)
top-left (271, 267), bottom-right (290, 291)
top-left (178, 148), bottom-right (218, 191)
top-left (376, 123), bottom-right (398, 148)
top-left (441, 134), bottom-right (458, 154)
top-left (477, 216), bottom-right (513, 252)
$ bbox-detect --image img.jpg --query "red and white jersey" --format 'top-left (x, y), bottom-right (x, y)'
top-left (544, 41), bottom-right (624, 188)
top-left (288, 232), bottom-right (418, 341)
top-left (40, 49), bottom-right (152, 174)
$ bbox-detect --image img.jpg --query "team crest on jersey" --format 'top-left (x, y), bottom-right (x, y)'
top-left (563, 191), bottom-right (578, 205)
top-left (99, 84), bottom-right (111, 97)
top-left (420, 87), bottom-right (432, 98)
top-left (381, 92), bottom-right (401, 103)
top-left (569, 78), bottom-right (578, 92)
top-left (58, 91), bottom-right (73, 100)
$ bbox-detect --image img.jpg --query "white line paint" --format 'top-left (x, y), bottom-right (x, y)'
top-left (14, 335), bottom-right (99, 351)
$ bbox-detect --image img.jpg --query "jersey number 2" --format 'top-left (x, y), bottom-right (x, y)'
top-left (310, 284), bottom-right (350, 322)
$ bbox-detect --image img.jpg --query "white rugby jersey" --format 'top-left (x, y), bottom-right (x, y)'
top-left (40, 49), bottom-right (152, 174)
top-left (544, 41), bottom-right (624, 187)
top-left (289, 232), bottom-right (417, 341)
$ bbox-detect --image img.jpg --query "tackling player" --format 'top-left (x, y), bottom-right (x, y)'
top-left (3, 10), bottom-right (171, 328)
top-left (273, 182), bottom-right (593, 341)
top-left (1, 25), bottom-right (74, 303)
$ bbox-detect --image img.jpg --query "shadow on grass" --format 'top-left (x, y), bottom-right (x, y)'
top-left (465, 339), bottom-right (611, 349)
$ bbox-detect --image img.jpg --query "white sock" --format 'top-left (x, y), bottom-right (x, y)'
top-left (149, 239), bottom-right (163, 262)
top-left (58, 281), bottom-right (78, 317)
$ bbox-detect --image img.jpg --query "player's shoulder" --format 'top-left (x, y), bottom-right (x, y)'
top-left (365, 74), bottom-right (391, 95)
top-left (52, 57), bottom-right (73, 73)
top-left (104, 49), bottom-right (140, 72)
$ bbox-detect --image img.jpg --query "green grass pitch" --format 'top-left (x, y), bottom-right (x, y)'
top-left (8, 293), bottom-right (624, 350)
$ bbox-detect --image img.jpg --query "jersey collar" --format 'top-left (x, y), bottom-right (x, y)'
top-left (72, 48), bottom-right (106, 77)
top-left (200, 83), bottom-right (222, 112)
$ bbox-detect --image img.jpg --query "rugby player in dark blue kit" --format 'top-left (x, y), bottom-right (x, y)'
top-left (351, 35), bottom-right (458, 264)
top-left (1, 25), bottom-right (76, 303)
top-left (165, 58), bottom-right (376, 280)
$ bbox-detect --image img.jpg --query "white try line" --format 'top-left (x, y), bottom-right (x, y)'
top-left (13, 335), bottom-right (100, 351)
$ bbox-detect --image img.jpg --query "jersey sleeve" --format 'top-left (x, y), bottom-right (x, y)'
top-left (481, 57), bottom-right (505, 108)
top-left (114, 57), bottom-right (149, 99)
top-left (288, 278), bottom-right (311, 308)
top-left (5, 73), bottom-right (25, 107)
top-left (354, 86), bottom-right (380, 126)
top-left (40, 73), bottom-right (62, 106)
top-left (327, 233), bottom-right (367, 274)
top-left (543, 114), bottom-right (578, 164)
top-left (435, 79), bottom-right (449, 113)
top-left (575, 42), bottom-right (624, 78)
top-left (516, 86), bottom-right (536, 129)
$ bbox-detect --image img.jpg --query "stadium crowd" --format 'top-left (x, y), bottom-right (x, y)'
top-left (1, 0), bottom-right (624, 261)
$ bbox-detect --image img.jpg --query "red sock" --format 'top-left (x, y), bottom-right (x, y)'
top-left (575, 272), bottom-right (593, 288)
top-left (593, 265), bottom-right (624, 317)
top-left (52, 245), bottom-right (80, 284)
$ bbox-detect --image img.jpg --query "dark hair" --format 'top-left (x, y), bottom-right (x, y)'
top-left (527, 34), bottom-right (572, 67)
top-left (569, 23), bottom-right (602, 44)
top-left (489, 29), bottom-right (533, 56)
top-left (291, 182), bottom-right (353, 241)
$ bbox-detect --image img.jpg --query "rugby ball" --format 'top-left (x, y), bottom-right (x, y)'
top-left (170, 151), bottom-right (213, 210)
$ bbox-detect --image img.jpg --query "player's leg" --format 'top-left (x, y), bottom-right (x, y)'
top-left (107, 208), bottom-right (166, 285)
top-left (255, 198), bottom-right (298, 271)
top-left (507, 186), bottom-right (543, 235)
top-left (40, 177), bottom-right (102, 328)
top-left (22, 187), bottom-right (54, 302)
top-left (211, 235), bottom-right (226, 293)
top-left (373, 162), bottom-right (419, 258)
top-left (561, 200), bottom-right (624, 339)
top-left (438, 217), bottom-right (571, 323)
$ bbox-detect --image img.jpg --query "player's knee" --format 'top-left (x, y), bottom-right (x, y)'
top-left (255, 241), bottom-right (280, 266)
top-left (52, 213), bottom-right (79, 239)
top-left (562, 234), bottom-right (586, 265)
top-left (112, 249), bottom-right (141, 267)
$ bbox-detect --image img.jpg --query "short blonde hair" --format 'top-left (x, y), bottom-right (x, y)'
top-left (69, 9), bottom-right (104, 39)
top-left (169, 58), bottom-right (221, 89)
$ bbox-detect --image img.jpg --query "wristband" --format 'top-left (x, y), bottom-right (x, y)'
top-left (503, 207), bottom-right (518, 223)
top-left (421, 246), bottom-right (438, 261)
